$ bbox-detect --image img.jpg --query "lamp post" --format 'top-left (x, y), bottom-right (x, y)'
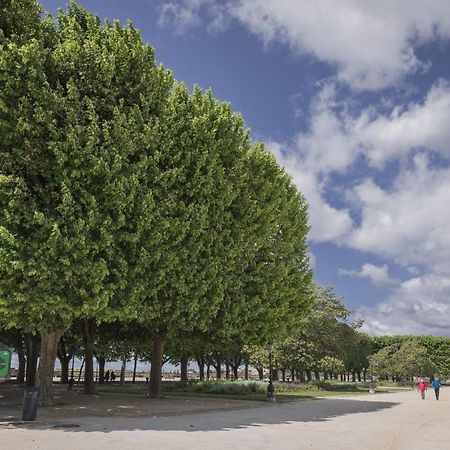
top-left (368, 358), bottom-right (376, 394)
top-left (68, 355), bottom-right (75, 391)
top-left (71, 355), bottom-right (75, 379)
top-left (266, 344), bottom-right (276, 402)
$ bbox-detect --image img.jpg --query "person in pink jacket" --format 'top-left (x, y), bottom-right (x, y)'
top-left (417, 378), bottom-right (427, 399)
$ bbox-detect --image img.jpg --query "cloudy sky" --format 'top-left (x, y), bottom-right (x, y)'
top-left (40, 0), bottom-right (450, 336)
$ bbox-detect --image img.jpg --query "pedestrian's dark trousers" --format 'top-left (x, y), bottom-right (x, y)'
top-left (434, 388), bottom-right (440, 400)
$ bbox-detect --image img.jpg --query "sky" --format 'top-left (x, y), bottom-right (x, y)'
top-left (38, 0), bottom-right (450, 337)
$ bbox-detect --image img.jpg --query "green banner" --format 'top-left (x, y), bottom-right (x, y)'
top-left (0, 349), bottom-right (11, 378)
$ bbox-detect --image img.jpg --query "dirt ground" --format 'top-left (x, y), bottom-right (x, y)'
top-left (1, 384), bottom-right (448, 449)
top-left (0, 383), bottom-right (259, 420)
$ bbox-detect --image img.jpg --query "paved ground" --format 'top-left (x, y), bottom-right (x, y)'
top-left (1, 386), bottom-right (448, 449)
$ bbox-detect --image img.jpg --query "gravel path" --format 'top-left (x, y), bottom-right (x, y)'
top-left (1, 388), bottom-right (447, 449)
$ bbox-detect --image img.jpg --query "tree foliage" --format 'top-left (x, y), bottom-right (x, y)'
top-left (373, 339), bottom-right (435, 380)
top-left (0, 0), bottom-right (313, 400)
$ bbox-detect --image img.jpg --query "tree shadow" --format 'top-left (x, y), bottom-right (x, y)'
top-left (1, 386), bottom-right (400, 434)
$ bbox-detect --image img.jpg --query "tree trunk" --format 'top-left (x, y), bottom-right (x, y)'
top-left (215, 363), bottom-right (221, 379)
top-left (282, 369), bottom-right (286, 382)
top-left (25, 334), bottom-right (39, 387)
top-left (77, 358), bottom-right (85, 384)
top-left (257, 367), bottom-right (264, 380)
top-left (180, 355), bottom-right (188, 383)
top-left (244, 363), bottom-right (249, 380)
top-left (225, 362), bottom-right (230, 380)
top-left (306, 369), bottom-right (312, 382)
top-left (120, 358), bottom-right (126, 385)
top-left (17, 349), bottom-right (26, 384)
top-left (314, 370), bottom-right (320, 381)
top-left (206, 364), bottom-right (210, 380)
top-left (149, 332), bottom-right (166, 398)
top-left (232, 365), bottom-right (239, 380)
top-left (37, 329), bottom-right (65, 406)
top-left (132, 353), bottom-right (138, 383)
top-left (196, 357), bottom-right (205, 381)
top-left (81, 318), bottom-right (96, 395)
top-left (357, 371), bottom-right (361, 382)
top-left (59, 356), bottom-right (71, 384)
top-left (98, 356), bottom-right (105, 384)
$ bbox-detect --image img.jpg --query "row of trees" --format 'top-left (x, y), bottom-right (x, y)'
top-left (371, 335), bottom-right (450, 381)
top-left (4, 283), bottom-right (447, 388)
top-left (0, 1), bottom-right (312, 404)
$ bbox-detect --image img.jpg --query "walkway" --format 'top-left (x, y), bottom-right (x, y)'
top-left (1, 387), bottom-right (447, 449)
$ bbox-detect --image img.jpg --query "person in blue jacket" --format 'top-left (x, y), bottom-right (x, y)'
top-left (432, 377), bottom-right (441, 400)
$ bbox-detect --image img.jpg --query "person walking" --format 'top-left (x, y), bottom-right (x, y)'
top-left (417, 378), bottom-right (427, 399)
top-left (432, 377), bottom-right (441, 400)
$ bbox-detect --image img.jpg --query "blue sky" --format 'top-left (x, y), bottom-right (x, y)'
top-left (39, 0), bottom-right (450, 336)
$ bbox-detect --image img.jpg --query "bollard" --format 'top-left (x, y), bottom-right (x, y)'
top-left (22, 387), bottom-right (40, 421)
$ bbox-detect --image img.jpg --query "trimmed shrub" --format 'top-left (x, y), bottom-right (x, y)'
top-left (162, 380), bottom-right (267, 395)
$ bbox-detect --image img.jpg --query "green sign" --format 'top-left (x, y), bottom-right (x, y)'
top-left (0, 349), bottom-right (11, 378)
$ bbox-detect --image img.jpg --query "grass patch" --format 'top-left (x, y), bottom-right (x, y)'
top-left (162, 379), bottom-right (369, 396)
top-left (91, 380), bottom-right (399, 401)
top-left (95, 385), bottom-right (145, 395)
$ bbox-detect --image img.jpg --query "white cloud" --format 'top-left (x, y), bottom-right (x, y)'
top-left (157, 1), bottom-right (450, 335)
top-left (269, 80), bottom-right (450, 334)
top-left (268, 140), bottom-right (353, 242)
top-left (359, 273), bottom-right (450, 336)
top-left (339, 263), bottom-right (400, 288)
top-left (347, 156), bottom-right (450, 273)
top-left (354, 81), bottom-right (450, 167)
top-left (159, 0), bottom-right (450, 90)
top-left (296, 80), bottom-right (450, 175)
top-left (158, 0), bottom-right (230, 34)
top-left (268, 81), bottom-right (450, 252)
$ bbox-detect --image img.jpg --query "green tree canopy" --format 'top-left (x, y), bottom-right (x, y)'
top-left (0, 0), bottom-right (172, 402)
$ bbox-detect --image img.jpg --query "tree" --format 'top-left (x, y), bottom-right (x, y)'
top-left (126, 83), bottom-right (261, 398)
top-left (340, 327), bottom-right (372, 381)
top-left (197, 144), bottom-right (313, 383)
top-left (371, 335), bottom-right (450, 379)
top-left (0, 1), bottom-right (172, 404)
top-left (319, 356), bottom-right (345, 377)
top-left (272, 284), bottom-right (352, 381)
top-left (1, 0), bottom-right (313, 403)
top-left (417, 336), bottom-right (450, 378)
top-left (245, 345), bottom-right (269, 380)
top-left (57, 326), bottom-right (81, 384)
top-left (373, 339), bottom-right (435, 381)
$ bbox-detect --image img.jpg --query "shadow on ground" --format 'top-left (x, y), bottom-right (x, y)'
top-left (0, 383), bottom-right (400, 434)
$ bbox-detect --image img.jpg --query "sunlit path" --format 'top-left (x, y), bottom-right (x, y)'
top-left (2, 389), bottom-right (448, 450)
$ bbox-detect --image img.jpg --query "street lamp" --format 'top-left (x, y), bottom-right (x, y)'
top-left (266, 344), bottom-right (276, 402)
top-left (68, 355), bottom-right (75, 391)
top-left (368, 358), bottom-right (376, 394)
